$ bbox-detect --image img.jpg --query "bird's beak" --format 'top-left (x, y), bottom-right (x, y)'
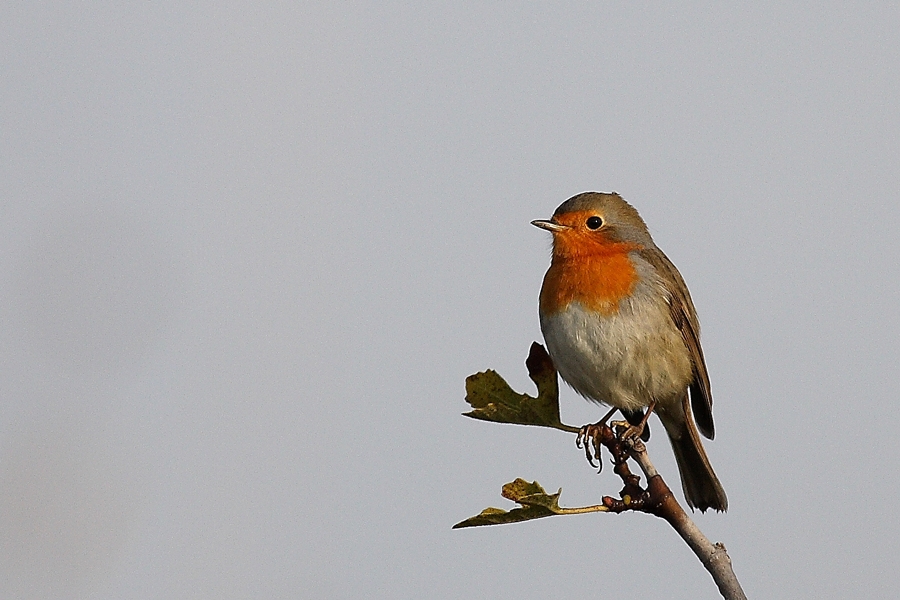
top-left (531, 219), bottom-right (568, 233)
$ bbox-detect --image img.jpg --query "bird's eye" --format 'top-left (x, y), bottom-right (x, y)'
top-left (586, 216), bottom-right (603, 230)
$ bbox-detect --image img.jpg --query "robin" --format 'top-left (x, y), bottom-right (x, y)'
top-left (532, 192), bottom-right (727, 512)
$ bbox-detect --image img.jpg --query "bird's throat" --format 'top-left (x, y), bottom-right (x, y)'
top-left (540, 250), bottom-right (639, 316)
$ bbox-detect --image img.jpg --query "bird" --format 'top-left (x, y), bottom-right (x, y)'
top-left (532, 192), bottom-right (727, 512)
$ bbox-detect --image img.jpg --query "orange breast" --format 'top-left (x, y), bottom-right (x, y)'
top-left (540, 248), bottom-right (639, 316)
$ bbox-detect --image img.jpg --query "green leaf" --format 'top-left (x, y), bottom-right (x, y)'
top-left (452, 479), bottom-right (562, 528)
top-left (453, 478), bottom-right (607, 528)
top-left (463, 342), bottom-right (577, 432)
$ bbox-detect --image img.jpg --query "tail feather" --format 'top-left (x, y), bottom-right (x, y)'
top-left (661, 396), bottom-right (728, 512)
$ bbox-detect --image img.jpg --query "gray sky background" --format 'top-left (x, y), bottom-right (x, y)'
top-left (2, 3), bottom-right (899, 599)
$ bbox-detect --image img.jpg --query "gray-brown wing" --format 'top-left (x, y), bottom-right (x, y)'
top-left (638, 248), bottom-right (715, 439)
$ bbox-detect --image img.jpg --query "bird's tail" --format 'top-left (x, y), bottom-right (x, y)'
top-left (661, 396), bottom-right (728, 512)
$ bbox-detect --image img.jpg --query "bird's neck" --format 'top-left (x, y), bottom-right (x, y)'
top-left (540, 246), bottom-right (640, 316)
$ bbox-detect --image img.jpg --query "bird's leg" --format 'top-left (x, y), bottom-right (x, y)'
top-left (575, 407), bottom-right (618, 470)
top-left (613, 401), bottom-right (657, 445)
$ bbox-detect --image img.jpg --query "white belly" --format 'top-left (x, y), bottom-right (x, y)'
top-left (540, 297), bottom-right (692, 412)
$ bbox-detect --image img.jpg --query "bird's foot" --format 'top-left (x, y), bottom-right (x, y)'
top-left (575, 423), bottom-right (602, 470)
top-left (575, 407), bottom-right (618, 471)
top-left (611, 420), bottom-right (647, 449)
top-left (614, 401), bottom-right (656, 448)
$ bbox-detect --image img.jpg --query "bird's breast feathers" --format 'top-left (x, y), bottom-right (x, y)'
top-left (539, 262), bottom-right (692, 411)
top-left (539, 246), bottom-right (639, 316)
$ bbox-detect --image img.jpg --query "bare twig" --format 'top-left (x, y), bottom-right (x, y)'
top-left (600, 425), bottom-right (747, 600)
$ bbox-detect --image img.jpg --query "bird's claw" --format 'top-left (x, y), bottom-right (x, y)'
top-left (611, 420), bottom-right (645, 448)
top-left (576, 422), bottom-right (608, 471)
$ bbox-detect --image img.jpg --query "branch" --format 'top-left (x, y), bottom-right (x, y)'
top-left (457, 343), bottom-right (746, 600)
top-left (624, 433), bottom-right (746, 600)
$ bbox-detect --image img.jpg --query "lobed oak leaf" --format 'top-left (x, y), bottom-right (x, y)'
top-left (463, 343), bottom-right (575, 432)
top-left (452, 479), bottom-right (563, 528)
